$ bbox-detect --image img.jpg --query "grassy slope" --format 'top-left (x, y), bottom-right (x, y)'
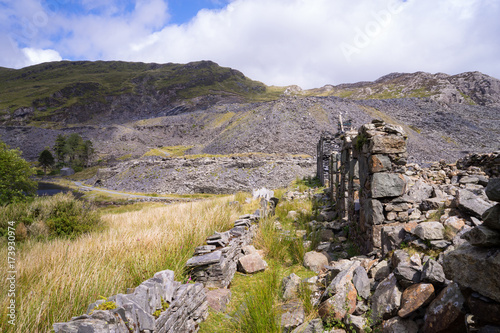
top-left (0, 60), bottom-right (282, 122)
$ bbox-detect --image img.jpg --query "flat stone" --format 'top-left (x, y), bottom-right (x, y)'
top-left (318, 281), bottom-right (357, 321)
top-left (370, 134), bottom-right (407, 154)
top-left (303, 251), bottom-right (329, 274)
top-left (371, 273), bottom-right (402, 321)
top-left (186, 250), bottom-right (222, 267)
top-left (398, 283), bottom-right (435, 318)
top-left (414, 222), bottom-right (444, 240)
top-left (242, 245), bottom-right (258, 255)
top-left (459, 176), bottom-right (479, 184)
top-left (443, 243), bottom-right (500, 302)
top-left (371, 173), bottom-right (407, 198)
top-left (194, 245), bottom-right (216, 255)
top-left (238, 253), bottom-right (266, 274)
top-left (420, 198), bottom-right (446, 211)
top-left (382, 317), bottom-right (418, 333)
top-left (393, 264), bottom-right (421, 288)
top-left (352, 266), bottom-right (371, 299)
top-left (483, 204), bottom-right (500, 231)
top-left (486, 178), bottom-right (500, 202)
top-left (369, 154), bottom-right (392, 173)
top-left (206, 288), bottom-right (231, 312)
top-left (423, 282), bottom-right (466, 333)
top-left (455, 189), bottom-right (493, 219)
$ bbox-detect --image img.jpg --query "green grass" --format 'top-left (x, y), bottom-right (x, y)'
top-left (0, 60), bottom-right (275, 124)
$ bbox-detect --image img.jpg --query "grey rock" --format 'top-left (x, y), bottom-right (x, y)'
top-left (429, 240), bottom-right (450, 249)
top-left (443, 243), bottom-right (500, 302)
top-left (322, 261), bottom-right (360, 301)
top-left (421, 259), bottom-right (446, 286)
top-left (370, 260), bottom-right (391, 281)
top-left (371, 173), bottom-right (407, 198)
top-left (352, 266), bottom-right (370, 299)
top-left (238, 253), bottom-right (266, 274)
top-left (419, 198), bottom-right (446, 211)
top-left (382, 317), bottom-right (418, 333)
top-left (455, 189), bottom-right (493, 218)
top-left (459, 176), bottom-right (479, 184)
top-left (393, 264), bottom-right (421, 288)
top-left (405, 179), bottom-right (434, 203)
top-left (483, 204), bottom-right (500, 231)
top-left (291, 318), bottom-right (323, 333)
top-left (345, 314), bottom-right (367, 333)
top-left (371, 273), bottom-right (402, 321)
top-left (414, 222), bottom-right (444, 240)
top-left (363, 199), bottom-right (384, 225)
top-left (462, 225), bottom-right (500, 247)
top-left (486, 178), bottom-right (500, 202)
top-left (281, 300), bottom-right (305, 333)
top-left (194, 245), bottom-right (216, 255)
top-left (303, 251), bottom-right (329, 274)
top-left (381, 225), bottom-right (406, 255)
top-left (282, 273), bottom-right (302, 300)
top-left (186, 250), bottom-right (222, 267)
top-left (207, 288), bottom-right (231, 312)
top-left (392, 250), bottom-right (410, 268)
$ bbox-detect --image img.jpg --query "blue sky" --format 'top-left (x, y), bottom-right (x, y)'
top-left (1, 0), bottom-right (499, 88)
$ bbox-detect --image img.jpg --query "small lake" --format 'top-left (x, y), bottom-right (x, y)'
top-left (37, 182), bottom-right (74, 197)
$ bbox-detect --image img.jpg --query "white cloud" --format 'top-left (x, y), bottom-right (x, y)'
top-left (21, 48), bottom-right (62, 66)
top-left (1, 0), bottom-right (499, 88)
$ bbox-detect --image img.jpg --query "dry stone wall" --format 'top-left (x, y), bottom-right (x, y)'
top-left (53, 212), bottom-right (262, 333)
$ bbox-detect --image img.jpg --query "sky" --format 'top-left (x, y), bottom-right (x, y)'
top-left (1, 0), bottom-right (499, 89)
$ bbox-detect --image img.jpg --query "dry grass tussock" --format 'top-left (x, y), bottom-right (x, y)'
top-left (0, 196), bottom-right (242, 333)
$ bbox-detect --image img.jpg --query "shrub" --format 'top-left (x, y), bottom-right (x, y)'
top-left (0, 192), bottom-right (102, 240)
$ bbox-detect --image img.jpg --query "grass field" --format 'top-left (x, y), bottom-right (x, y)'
top-left (0, 195), bottom-right (246, 333)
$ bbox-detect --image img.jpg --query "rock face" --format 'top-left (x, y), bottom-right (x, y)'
top-left (443, 243), bottom-right (500, 303)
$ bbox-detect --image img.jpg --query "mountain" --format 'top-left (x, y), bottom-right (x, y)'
top-left (0, 61), bottom-right (499, 167)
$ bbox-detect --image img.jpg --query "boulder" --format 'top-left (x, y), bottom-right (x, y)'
top-left (393, 264), bottom-right (421, 288)
top-left (414, 222), bottom-right (444, 240)
top-left (352, 266), bottom-right (370, 300)
top-left (303, 251), bottom-right (328, 274)
top-left (398, 283), bottom-right (435, 318)
top-left (322, 261), bottom-right (360, 301)
top-left (486, 178), bottom-right (500, 202)
top-left (404, 179), bottom-right (434, 203)
top-left (382, 317), bottom-right (418, 333)
top-left (370, 134), bottom-right (406, 154)
top-left (443, 243), bottom-right (500, 302)
top-left (238, 253), bottom-right (267, 274)
top-left (60, 167), bottom-right (75, 176)
top-left (462, 225), bottom-right (500, 247)
top-left (423, 282), bottom-right (466, 333)
top-left (391, 250), bottom-right (410, 268)
top-left (371, 173), bottom-right (407, 198)
top-left (466, 292), bottom-right (500, 326)
top-left (455, 189), bottom-right (493, 219)
top-left (318, 281), bottom-right (357, 321)
top-left (370, 260), bottom-right (391, 281)
top-left (443, 216), bottom-right (465, 235)
top-left (371, 273), bottom-right (402, 321)
top-left (381, 225), bottom-right (406, 255)
top-left (421, 259), bottom-right (446, 287)
top-left (483, 204), bottom-right (500, 231)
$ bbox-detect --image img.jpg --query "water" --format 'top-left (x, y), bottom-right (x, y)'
top-left (37, 182), bottom-right (73, 196)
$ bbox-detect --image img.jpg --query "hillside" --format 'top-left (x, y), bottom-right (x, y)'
top-left (0, 60), bottom-right (499, 172)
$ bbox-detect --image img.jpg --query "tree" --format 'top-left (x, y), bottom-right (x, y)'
top-left (79, 140), bottom-right (95, 167)
top-left (38, 149), bottom-right (55, 174)
top-left (0, 141), bottom-right (37, 205)
top-left (66, 133), bottom-right (83, 164)
top-left (53, 134), bottom-right (68, 164)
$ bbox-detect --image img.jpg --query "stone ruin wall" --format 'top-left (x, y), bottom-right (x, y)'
top-left (53, 213), bottom-right (263, 333)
